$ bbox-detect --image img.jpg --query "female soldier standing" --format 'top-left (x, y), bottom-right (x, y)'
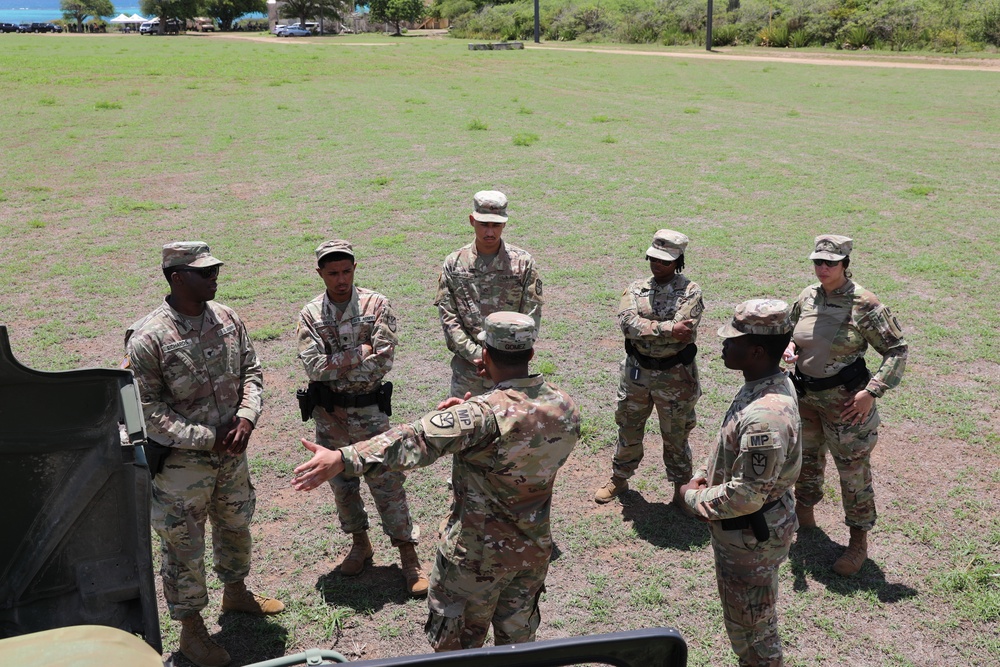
top-left (594, 229), bottom-right (703, 505)
top-left (784, 235), bottom-right (908, 576)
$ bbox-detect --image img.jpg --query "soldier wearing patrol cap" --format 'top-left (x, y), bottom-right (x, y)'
top-left (292, 311), bottom-right (580, 652)
top-left (595, 229), bottom-right (704, 505)
top-left (680, 299), bottom-right (802, 667)
top-left (434, 190), bottom-right (544, 398)
top-left (295, 239), bottom-right (427, 596)
top-left (125, 242), bottom-right (283, 667)
top-left (783, 235), bottom-right (908, 576)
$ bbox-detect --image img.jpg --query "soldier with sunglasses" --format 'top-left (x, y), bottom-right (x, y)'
top-left (783, 234), bottom-right (908, 576)
top-left (125, 242), bottom-right (282, 667)
top-left (594, 229), bottom-right (704, 505)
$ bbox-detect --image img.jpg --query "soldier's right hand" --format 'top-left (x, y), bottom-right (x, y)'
top-left (670, 319), bottom-right (695, 342)
top-left (359, 344), bottom-right (374, 360)
top-left (213, 421), bottom-right (235, 455)
top-left (781, 342), bottom-right (798, 364)
top-left (436, 393), bottom-right (472, 410)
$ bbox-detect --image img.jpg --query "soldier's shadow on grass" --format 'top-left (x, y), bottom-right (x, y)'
top-left (317, 564), bottom-right (412, 612)
top-left (788, 528), bottom-right (918, 603)
top-left (213, 611), bottom-right (289, 666)
top-left (619, 491), bottom-right (711, 551)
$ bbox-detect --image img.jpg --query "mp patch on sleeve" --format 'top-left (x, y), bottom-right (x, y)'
top-left (424, 405), bottom-right (477, 438)
top-left (742, 430), bottom-right (780, 479)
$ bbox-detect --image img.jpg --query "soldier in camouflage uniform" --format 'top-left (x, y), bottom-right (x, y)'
top-left (125, 242), bottom-right (283, 667)
top-left (292, 312), bottom-right (580, 651)
top-left (434, 191), bottom-right (543, 398)
top-left (783, 235), bottom-right (908, 576)
top-left (681, 299), bottom-right (801, 667)
top-left (595, 230), bottom-right (704, 505)
top-left (296, 239), bottom-right (426, 596)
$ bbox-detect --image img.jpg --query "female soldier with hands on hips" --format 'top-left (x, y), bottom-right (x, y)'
top-left (784, 234), bottom-right (908, 576)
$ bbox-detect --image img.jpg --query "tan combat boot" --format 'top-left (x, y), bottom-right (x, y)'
top-left (795, 502), bottom-right (817, 529)
top-left (340, 531), bottom-right (374, 576)
top-left (398, 543), bottom-right (429, 597)
top-left (222, 580), bottom-right (285, 615)
top-left (832, 527), bottom-right (868, 576)
top-left (179, 613), bottom-right (231, 667)
top-left (594, 476), bottom-right (628, 503)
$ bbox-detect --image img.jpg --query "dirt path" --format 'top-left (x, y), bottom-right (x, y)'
top-left (530, 44), bottom-right (1000, 71)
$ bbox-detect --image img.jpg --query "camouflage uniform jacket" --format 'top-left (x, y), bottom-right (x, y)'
top-left (297, 287), bottom-right (397, 395)
top-left (790, 280), bottom-right (907, 398)
top-left (126, 298), bottom-right (263, 451)
top-left (434, 241), bottom-right (543, 364)
top-left (340, 375), bottom-right (580, 574)
top-left (618, 273), bottom-right (704, 358)
top-left (687, 372), bottom-right (801, 520)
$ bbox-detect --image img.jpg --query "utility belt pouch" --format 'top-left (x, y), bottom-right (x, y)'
top-left (789, 371), bottom-right (806, 398)
top-left (795, 357), bottom-right (870, 394)
top-left (142, 440), bottom-right (172, 479)
top-left (377, 381), bottom-right (393, 417)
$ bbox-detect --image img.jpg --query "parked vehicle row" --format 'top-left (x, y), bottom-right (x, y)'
top-left (139, 18), bottom-right (182, 35)
top-left (276, 24), bottom-right (312, 37)
top-left (1, 22), bottom-right (64, 33)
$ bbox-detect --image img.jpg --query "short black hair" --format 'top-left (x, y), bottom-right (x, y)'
top-left (745, 332), bottom-right (792, 362)
top-left (318, 252), bottom-right (355, 268)
top-left (485, 344), bottom-right (532, 367)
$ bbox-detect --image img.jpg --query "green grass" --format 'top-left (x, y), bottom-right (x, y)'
top-left (1, 34), bottom-right (998, 666)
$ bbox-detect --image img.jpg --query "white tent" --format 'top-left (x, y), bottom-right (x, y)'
top-left (129, 14), bottom-right (149, 22)
top-left (109, 13), bottom-right (132, 23)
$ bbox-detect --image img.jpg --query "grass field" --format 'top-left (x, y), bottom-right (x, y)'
top-left (1, 32), bottom-right (998, 666)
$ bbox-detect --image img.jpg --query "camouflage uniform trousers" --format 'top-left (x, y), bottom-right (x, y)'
top-left (314, 403), bottom-right (419, 545)
top-left (710, 496), bottom-right (797, 667)
top-left (151, 448), bottom-right (255, 620)
top-left (794, 385), bottom-right (880, 531)
top-left (612, 357), bottom-right (700, 483)
top-left (449, 355), bottom-right (494, 399)
top-left (424, 551), bottom-right (547, 651)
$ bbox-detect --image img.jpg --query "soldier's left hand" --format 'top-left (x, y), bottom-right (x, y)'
top-left (292, 439), bottom-right (345, 491)
top-left (841, 390), bottom-right (874, 426)
top-left (670, 319), bottom-right (695, 342)
top-left (225, 417), bottom-right (254, 455)
top-left (436, 393), bottom-right (472, 410)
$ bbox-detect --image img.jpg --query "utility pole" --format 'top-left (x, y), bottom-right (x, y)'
top-left (705, 0), bottom-right (713, 51)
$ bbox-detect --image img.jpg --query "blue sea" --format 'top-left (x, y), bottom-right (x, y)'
top-left (0, 1), bottom-right (262, 24)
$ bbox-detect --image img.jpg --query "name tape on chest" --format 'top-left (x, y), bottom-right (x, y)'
top-left (351, 315), bottom-right (376, 325)
top-left (219, 324), bottom-right (237, 336)
top-left (163, 339), bottom-right (194, 353)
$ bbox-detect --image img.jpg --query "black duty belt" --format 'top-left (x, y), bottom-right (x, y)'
top-left (792, 356), bottom-right (870, 395)
top-left (297, 381), bottom-right (393, 421)
top-left (719, 498), bottom-right (783, 541)
top-left (625, 340), bottom-right (697, 371)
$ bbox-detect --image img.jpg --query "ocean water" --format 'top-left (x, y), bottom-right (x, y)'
top-left (0, 2), bottom-right (262, 24)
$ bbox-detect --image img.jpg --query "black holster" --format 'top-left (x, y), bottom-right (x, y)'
top-left (377, 381), bottom-right (393, 417)
top-left (720, 499), bottom-right (781, 541)
top-left (142, 441), bottom-right (171, 479)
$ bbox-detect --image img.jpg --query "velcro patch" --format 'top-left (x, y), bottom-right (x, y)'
top-left (163, 339), bottom-right (193, 353)
top-left (424, 406), bottom-right (477, 438)
top-left (219, 324), bottom-right (237, 336)
top-left (351, 315), bottom-right (376, 325)
top-left (744, 431), bottom-right (780, 450)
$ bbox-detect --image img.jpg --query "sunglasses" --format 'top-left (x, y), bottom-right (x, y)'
top-left (178, 266), bottom-right (220, 279)
top-left (812, 259), bottom-right (841, 268)
top-left (647, 256), bottom-right (675, 267)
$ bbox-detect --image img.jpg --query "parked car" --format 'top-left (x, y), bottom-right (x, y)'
top-left (140, 18), bottom-right (181, 34)
top-left (1, 22), bottom-right (19, 33)
top-left (17, 23), bottom-right (34, 32)
top-left (276, 24), bottom-right (312, 37)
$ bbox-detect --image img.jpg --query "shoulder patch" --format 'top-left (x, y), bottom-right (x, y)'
top-left (535, 278), bottom-right (542, 296)
top-left (424, 405), bottom-right (477, 437)
top-left (744, 431), bottom-right (781, 450)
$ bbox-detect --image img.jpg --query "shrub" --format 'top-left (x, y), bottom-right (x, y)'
top-left (967, 2), bottom-right (1000, 47)
top-left (841, 24), bottom-right (874, 49)
top-left (616, 10), bottom-right (667, 43)
top-left (758, 22), bottom-right (790, 47)
top-left (712, 23), bottom-right (740, 45)
top-left (789, 28), bottom-right (812, 47)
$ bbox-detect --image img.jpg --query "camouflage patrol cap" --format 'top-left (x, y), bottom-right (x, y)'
top-left (161, 242), bottom-right (224, 269)
top-left (646, 229), bottom-right (689, 262)
top-left (809, 234), bottom-right (853, 261)
top-left (718, 299), bottom-right (793, 338)
top-left (477, 311), bottom-right (537, 351)
top-left (315, 239), bottom-right (355, 263)
top-left (472, 190), bottom-right (509, 223)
